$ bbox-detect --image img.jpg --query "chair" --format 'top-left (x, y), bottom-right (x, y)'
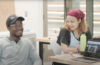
top-left (50, 38), bottom-right (62, 55)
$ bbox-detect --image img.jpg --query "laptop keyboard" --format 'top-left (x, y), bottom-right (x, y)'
top-left (80, 57), bottom-right (98, 61)
top-left (72, 57), bottom-right (100, 63)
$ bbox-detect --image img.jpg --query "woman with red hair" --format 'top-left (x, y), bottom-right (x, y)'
top-left (53, 9), bottom-right (92, 65)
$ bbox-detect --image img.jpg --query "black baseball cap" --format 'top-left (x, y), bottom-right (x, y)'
top-left (6, 14), bottom-right (25, 27)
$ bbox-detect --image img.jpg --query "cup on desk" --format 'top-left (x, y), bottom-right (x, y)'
top-left (77, 48), bottom-right (85, 55)
top-left (80, 32), bottom-right (86, 55)
top-left (80, 52), bottom-right (85, 55)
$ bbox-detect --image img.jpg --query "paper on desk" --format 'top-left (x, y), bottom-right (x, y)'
top-left (72, 54), bottom-right (83, 58)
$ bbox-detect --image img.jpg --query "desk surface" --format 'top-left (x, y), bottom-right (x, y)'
top-left (35, 36), bottom-right (100, 43)
top-left (48, 54), bottom-right (100, 65)
top-left (35, 36), bottom-right (57, 43)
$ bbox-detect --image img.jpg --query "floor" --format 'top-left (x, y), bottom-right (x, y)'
top-left (44, 61), bottom-right (52, 65)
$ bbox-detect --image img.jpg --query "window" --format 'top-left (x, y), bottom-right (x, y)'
top-left (93, 0), bottom-right (100, 36)
top-left (47, 0), bottom-right (64, 36)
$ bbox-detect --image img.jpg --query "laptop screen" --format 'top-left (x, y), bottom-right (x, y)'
top-left (84, 41), bottom-right (100, 59)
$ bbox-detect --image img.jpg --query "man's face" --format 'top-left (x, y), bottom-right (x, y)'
top-left (8, 19), bottom-right (23, 37)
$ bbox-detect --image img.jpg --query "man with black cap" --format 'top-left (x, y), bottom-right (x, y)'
top-left (0, 14), bottom-right (42, 65)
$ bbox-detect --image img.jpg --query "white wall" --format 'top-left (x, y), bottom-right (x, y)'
top-left (14, 0), bottom-right (43, 54)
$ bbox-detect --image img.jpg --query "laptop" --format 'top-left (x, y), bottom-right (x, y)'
top-left (71, 40), bottom-right (100, 63)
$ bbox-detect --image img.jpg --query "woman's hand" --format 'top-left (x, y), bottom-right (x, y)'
top-left (76, 44), bottom-right (80, 49)
top-left (68, 51), bottom-right (73, 55)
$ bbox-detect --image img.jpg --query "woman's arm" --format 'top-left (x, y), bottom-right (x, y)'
top-left (61, 43), bottom-right (78, 54)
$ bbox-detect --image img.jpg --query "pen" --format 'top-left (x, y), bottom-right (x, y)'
top-left (77, 48), bottom-right (79, 53)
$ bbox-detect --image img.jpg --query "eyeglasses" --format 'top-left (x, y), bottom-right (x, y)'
top-left (10, 24), bottom-right (24, 28)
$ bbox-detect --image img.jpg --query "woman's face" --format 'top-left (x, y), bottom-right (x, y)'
top-left (66, 15), bottom-right (81, 31)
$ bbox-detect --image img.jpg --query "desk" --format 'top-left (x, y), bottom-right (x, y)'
top-left (48, 54), bottom-right (100, 65)
top-left (36, 36), bottom-right (100, 65)
top-left (35, 36), bottom-right (57, 64)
